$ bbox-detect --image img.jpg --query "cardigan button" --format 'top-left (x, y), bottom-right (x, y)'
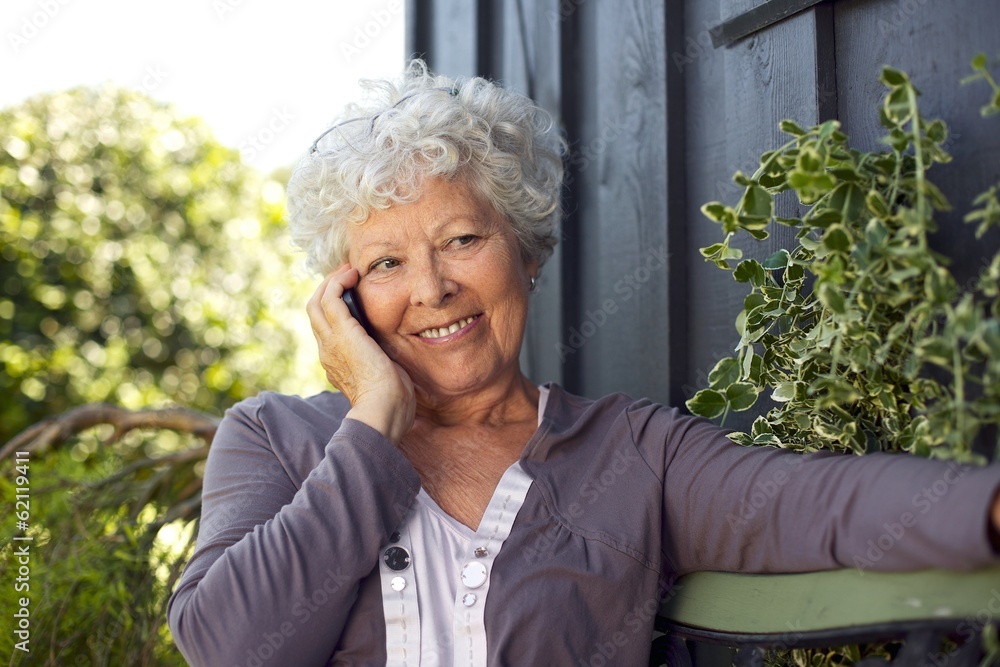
top-left (384, 546), bottom-right (411, 571)
top-left (461, 561), bottom-right (488, 588)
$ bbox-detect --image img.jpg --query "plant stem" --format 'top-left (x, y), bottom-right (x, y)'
top-left (976, 60), bottom-right (1000, 96)
top-left (906, 84), bottom-right (929, 229)
top-left (952, 319), bottom-right (966, 443)
top-left (750, 136), bottom-right (804, 183)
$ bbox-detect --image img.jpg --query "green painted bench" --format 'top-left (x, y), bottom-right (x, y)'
top-left (652, 566), bottom-right (1000, 667)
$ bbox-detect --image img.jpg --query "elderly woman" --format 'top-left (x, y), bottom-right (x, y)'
top-left (167, 61), bottom-right (1000, 666)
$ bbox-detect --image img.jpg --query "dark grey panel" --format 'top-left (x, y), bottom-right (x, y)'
top-left (679, 0), bottom-right (731, 406)
top-left (515, 0), bottom-right (568, 388)
top-left (559, 0), bottom-right (672, 404)
top-left (428, 0), bottom-right (479, 78)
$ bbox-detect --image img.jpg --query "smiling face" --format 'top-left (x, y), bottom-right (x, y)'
top-left (346, 177), bottom-right (537, 401)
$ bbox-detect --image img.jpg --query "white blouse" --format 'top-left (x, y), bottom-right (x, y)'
top-left (377, 387), bottom-right (550, 666)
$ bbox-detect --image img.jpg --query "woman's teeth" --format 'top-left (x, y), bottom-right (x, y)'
top-left (418, 316), bottom-right (476, 339)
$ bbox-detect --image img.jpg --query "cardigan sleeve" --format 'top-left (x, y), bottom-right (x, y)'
top-left (627, 402), bottom-right (1000, 577)
top-left (166, 393), bottom-right (421, 667)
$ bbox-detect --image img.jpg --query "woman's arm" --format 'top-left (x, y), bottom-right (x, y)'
top-left (629, 403), bottom-right (1000, 576)
top-left (166, 394), bottom-right (420, 667)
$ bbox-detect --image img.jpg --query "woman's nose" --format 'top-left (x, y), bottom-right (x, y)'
top-left (409, 261), bottom-right (458, 308)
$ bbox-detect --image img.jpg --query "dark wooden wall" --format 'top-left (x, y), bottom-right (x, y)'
top-left (407, 0), bottom-right (1000, 419)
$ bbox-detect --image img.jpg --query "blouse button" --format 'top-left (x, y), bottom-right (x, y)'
top-left (462, 593), bottom-right (477, 607)
top-left (474, 547), bottom-right (488, 558)
top-left (390, 576), bottom-right (407, 591)
top-left (461, 561), bottom-right (488, 588)
top-left (384, 546), bottom-right (411, 571)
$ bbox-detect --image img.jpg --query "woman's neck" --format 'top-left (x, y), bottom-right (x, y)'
top-left (413, 371), bottom-right (540, 428)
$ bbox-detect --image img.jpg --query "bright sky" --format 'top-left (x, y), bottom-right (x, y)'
top-left (1, 0), bottom-right (407, 173)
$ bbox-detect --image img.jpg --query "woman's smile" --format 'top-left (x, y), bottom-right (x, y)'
top-left (415, 313), bottom-right (482, 341)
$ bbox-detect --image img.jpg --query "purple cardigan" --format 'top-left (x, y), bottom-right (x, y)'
top-left (167, 384), bottom-right (1000, 666)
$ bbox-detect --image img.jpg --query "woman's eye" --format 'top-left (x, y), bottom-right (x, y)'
top-left (369, 258), bottom-right (399, 272)
top-left (450, 235), bottom-right (478, 247)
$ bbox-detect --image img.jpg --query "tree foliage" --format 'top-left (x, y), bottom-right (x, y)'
top-left (0, 85), bottom-right (317, 443)
top-left (0, 86), bottom-right (322, 665)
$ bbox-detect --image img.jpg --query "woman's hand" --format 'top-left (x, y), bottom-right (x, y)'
top-left (307, 264), bottom-right (416, 444)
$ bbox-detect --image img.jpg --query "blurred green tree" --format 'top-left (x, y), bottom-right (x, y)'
top-left (0, 85), bottom-right (319, 442)
top-left (0, 86), bottom-right (323, 665)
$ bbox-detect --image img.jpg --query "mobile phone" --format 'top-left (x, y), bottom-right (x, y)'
top-left (342, 288), bottom-right (376, 338)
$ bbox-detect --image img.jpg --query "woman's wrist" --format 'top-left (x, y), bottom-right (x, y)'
top-left (346, 397), bottom-right (410, 445)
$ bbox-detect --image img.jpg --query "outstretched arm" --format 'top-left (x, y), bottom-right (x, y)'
top-left (629, 403), bottom-right (1000, 576)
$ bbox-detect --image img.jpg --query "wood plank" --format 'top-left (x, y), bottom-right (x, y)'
top-left (427, 0), bottom-right (478, 77)
top-left (564, 0), bottom-right (671, 404)
top-left (555, 0), bottom-right (596, 394)
top-left (517, 0), bottom-right (568, 387)
top-left (680, 0), bottom-right (740, 413)
top-left (663, 0), bottom-right (690, 409)
top-left (405, 0), bottom-right (432, 61)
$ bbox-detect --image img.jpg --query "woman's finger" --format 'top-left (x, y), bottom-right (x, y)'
top-left (317, 266), bottom-right (359, 323)
top-left (307, 265), bottom-right (359, 339)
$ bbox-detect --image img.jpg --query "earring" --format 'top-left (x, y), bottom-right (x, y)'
top-left (529, 276), bottom-right (537, 292)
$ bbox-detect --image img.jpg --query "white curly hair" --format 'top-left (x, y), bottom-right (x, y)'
top-left (286, 60), bottom-right (566, 275)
